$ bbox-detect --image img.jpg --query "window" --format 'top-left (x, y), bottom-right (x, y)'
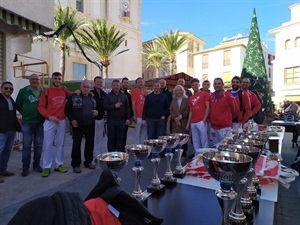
top-left (76, 0), bottom-right (84, 13)
top-left (223, 71), bottom-right (231, 87)
top-left (295, 37), bottom-right (300, 48)
top-left (223, 50), bottom-right (231, 66)
top-left (72, 63), bottom-right (86, 80)
top-left (202, 54), bottom-right (208, 69)
top-left (285, 39), bottom-right (291, 50)
top-left (284, 67), bottom-right (300, 84)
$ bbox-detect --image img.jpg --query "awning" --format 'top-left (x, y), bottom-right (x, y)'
top-left (0, 8), bottom-right (42, 33)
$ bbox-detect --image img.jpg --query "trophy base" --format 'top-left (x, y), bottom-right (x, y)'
top-left (147, 184), bottom-right (166, 193)
top-left (161, 176), bottom-right (177, 185)
top-left (243, 207), bottom-right (254, 225)
top-left (173, 172), bottom-right (186, 179)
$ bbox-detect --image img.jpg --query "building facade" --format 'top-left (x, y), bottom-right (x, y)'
top-left (10, 0), bottom-right (142, 93)
top-left (193, 34), bottom-right (274, 90)
top-left (269, 3), bottom-right (300, 108)
top-left (0, 0), bottom-right (54, 98)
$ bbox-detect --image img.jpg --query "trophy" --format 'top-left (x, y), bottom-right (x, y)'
top-left (218, 144), bottom-right (261, 222)
top-left (158, 135), bottom-right (180, 185)
top-left (97, 151), bottom-right (129, 182)
top-left (170, 133), bottom-right (189, 178)
top-left (144, 139), bottom-right (167, 193)
top-left (125, 144), bottom-right (152, 201)
top-left (203, 151), bottom-right (252, 225)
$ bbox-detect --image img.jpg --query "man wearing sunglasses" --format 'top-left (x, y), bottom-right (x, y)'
top-left (0, 82), bottom-right (21, 183)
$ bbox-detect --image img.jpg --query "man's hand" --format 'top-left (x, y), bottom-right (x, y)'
top-left (142, 120), bottom-right (147, 126)
top-left (125, 120), bottom-right (130, 126)
top-left (71, 120), bottom-right (78, 128)
top-left (49, 116), bottom-right (59, 125)
top-left (92, 110), bottom-right (98, 117)
top-left (185, 124), bottom-right (190, 130)
top-left (161, 116), bottom-right (165, 120)
top-left (115, 102), bottom-right (122, 108)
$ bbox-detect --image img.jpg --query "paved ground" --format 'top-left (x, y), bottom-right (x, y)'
top-left (0, 128), bottom-right (300, 225)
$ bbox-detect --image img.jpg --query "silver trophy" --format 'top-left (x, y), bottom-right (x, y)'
top-left (218, 144), bottom-right (261, 223)
top-left (203, 151), bottom-right (252, 225)
top-left (125, 144), bottom-right (152, 201)
top-left (158, 135), bottom-right (180, 184)
top-left (97, 151), bottom-right (129, 182)
top-left (170, 133), bottom-right (189, 178)
top-left (144, 139), bottom-right (167, 193)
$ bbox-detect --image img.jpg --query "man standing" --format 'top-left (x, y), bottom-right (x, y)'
top-left (0, 82), bottom-right (21, 183)
top-left (143, 82), bottom-right (169, 139)
top-left (131, 77), bottom-right (148, 144)
top-left (65, 81), bottom-right (98, 173)
top-left (38, 72), bottom-right (73, 177)
top-left (16, 74), bottom-right (44, 176)
top-left (226, 76), bottom-right (251, 127)
top-left (159, 79), bottom-right (172, 134)
top-left (104, 80), bottom-right (130, 152)
top-left (241, 77), bottom-right (261, 119)
top-left (90, 76), bottom-right (106, 162)
top-left (186, 78), bottom-right (210, 150)
top-left (177, 78), bottom-right (192, 98)
top-left (121, 77), bottom-right (133, 150)
top-left (209, 78), bottom-right (237, 145)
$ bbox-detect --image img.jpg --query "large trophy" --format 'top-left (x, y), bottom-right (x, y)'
top-left (158, 135), bottom-right (180, 185)
top-left (202, 151), bottom-right (252, 225)
top-left (170, 133), bottom-right (189, 178)
top-left (125, 144), bottom-right (152, 201)
top-left (218, 144), bottom-right (261, 223)
top-left (144, 139), bottom-right (167, 193)
top-left (97, 151), bottom-right (129, 182)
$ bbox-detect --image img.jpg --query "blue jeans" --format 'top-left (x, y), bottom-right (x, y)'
top-left (146, 119), bottom-right (166, 139)
top-left (22, 123), bottom-right (44, 169)
top-left (107, 120), bottom-right (125, 152)
top-left (0, 131), bottom-right (16, 172)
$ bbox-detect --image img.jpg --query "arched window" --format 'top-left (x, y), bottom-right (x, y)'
top-left (295, 37), bottom-right (300, 48)
top-left (285, 39), bottom-right (291, 50)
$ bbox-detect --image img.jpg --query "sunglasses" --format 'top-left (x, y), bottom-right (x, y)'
top-left (3, 87), bottom-right (14, 91)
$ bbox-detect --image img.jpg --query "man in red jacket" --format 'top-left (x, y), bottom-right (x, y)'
top-left (38, 72), bottom-right (73, 177)
top-left (241, 77), bottom-right (261, 118)
top-left (209, 78), bottom-right (237, 145)
top-left (226, 76), bottom-right (251, 129)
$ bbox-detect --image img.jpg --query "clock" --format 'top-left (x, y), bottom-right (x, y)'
top-left (122, 1), bottom-right (129, 10)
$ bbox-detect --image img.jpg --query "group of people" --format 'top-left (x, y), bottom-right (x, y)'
top-left (0, 72), bottom-right (263, 183)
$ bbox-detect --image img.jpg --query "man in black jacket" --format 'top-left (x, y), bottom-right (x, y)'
top-left (65, 81), bottom-right (98, 173)
top-left (90, 76), bottom-right (106, 162)
top-left (0, 82), bottom-right (21, 183)
top-left (104, 80), bottom-right (130, 152)
top-left (121, 77), bottom-right (133, 150)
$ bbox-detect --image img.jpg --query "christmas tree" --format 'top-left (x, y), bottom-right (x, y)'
top-left (241, 9), bottom-right (274, 113)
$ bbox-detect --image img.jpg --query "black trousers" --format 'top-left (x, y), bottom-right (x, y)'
top-left (71, 124), bottom-right (95, 167)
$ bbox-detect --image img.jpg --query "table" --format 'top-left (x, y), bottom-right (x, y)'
top-left (271, 120), bottom-right (300, 148)
top-left (147, 183), bottom-right (275, 225)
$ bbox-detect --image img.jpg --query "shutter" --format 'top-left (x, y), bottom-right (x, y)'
top-left (0, 31), bottom-right (3, 84)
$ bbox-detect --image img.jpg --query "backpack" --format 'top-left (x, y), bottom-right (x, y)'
top-left (252, 106), bottom-right (265, 124)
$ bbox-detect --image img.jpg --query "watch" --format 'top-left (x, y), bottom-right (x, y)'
top-left (122, 1), bottom-right (129, 10)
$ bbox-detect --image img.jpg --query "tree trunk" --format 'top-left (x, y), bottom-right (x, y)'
top-left (155, 67), bottom-right (159, 78)
top-left (60, 45), bottom-right (66, 81)
top-left (103, 66), bottom-right (108, 79)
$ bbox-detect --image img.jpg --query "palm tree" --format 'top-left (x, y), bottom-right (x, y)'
top-left (78, 19), bottom-right (128, 78)
top-left (156, 30), bottom-right (188, 75)
top-left (143, 41), bottom-right (167, 78)
top-left (53, 6), bottom-right (85, 81)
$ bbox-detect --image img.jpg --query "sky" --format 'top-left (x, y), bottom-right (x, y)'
top-left (142, 0), bottom-right (299, 52)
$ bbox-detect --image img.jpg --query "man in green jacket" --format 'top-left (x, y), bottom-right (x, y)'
top-left (16, 74), bottom-right (44, 176)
